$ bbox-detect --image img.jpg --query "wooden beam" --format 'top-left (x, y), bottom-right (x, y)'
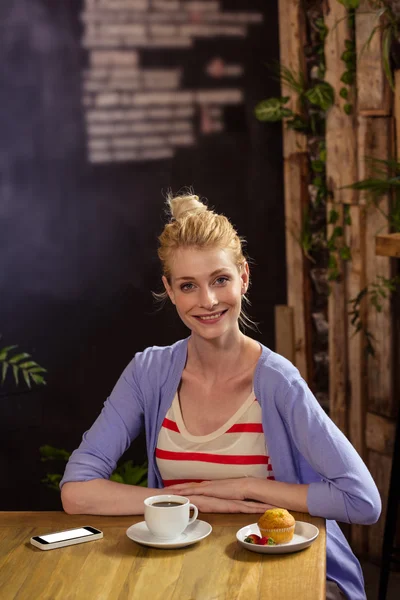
top-left (324, 2), bottom-right (358, 205)
top-left (346, 204), bottom-right (367, 459)
top-left (283, 153), bottom-right (313, 381)
top-left (356, 0), bottom-right (391, 116)
top-left (376, 233), bottom-right (400, 258)
top-left (278, 0), bottom-right (308, 158)
top-left (274, 306), bottom-right (295, 364)
top-left (359, 117), bottom-right (394, 418)
top-left (327, 203), bottom-right (348, 435)
top-left (278, 0), bottom-right (311, 382)
top-left (366, 412), bottom-right (396, 455)
top-left (367, 450), bottom-right (392, 563)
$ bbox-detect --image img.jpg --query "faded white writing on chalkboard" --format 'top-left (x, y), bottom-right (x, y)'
top-left (81, 0), bottom-right (263, 164)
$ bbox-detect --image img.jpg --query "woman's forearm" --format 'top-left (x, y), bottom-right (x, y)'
top-left (61, 479), bottom-right (170, 516)
top-left (245, 479), bottom-right (309, 513)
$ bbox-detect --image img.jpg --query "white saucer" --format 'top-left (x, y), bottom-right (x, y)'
top-left (126, 519), bottom-right (212, 549)
top-left (236, 521), bottom-right (319, 554)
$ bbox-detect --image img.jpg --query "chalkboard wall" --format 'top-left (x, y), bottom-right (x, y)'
top-left (0, 0), bottom-right (285, 509)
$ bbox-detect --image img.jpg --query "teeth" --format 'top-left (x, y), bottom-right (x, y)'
top-left (198, 312), bottom-right (223, 320)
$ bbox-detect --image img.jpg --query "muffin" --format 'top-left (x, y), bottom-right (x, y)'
top-left (257, 508), bottom-right (295, 544)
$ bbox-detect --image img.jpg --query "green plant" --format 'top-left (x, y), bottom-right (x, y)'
top-left (349, 275), bottom-right (400, 356)
top-left (254, 62), bottom-right (334, 136)
top-left (327, 206), bottom-right (352, 281)
top-left (344, 156), bottom-right (400, 232)
top-left (0, 339), bottom-right (47, 388)
top-left (359, 0), bottom-right (399, 91)
top-left (39, 445), bottom-right (148, 491)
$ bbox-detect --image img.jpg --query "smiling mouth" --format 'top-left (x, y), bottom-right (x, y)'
top-left (193, 309), bottom-right (228, 322)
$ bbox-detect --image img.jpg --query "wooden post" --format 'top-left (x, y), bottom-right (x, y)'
top-left (324, 3), bottom-right (357, 438)
top-left (356, 0), bottom-right (391, 116)
top-left (278, 0), bottom-right (312, 382)
top-left (275, 306), bottom-right (295, 364)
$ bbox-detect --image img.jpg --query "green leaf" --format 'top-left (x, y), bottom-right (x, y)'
top-left (344, 103), bottom-right (353, 115)
top-left (274, 63), bottom-right (306, 95)
top-left (111, 460), bottom-right (148, 486)
top-left (22, 369), bottom-right (31, 388)
top-left (1, 362), bottom-right (8, 385)
top-left (287, 114), bottom-right (309, 132)
top-left (341, 50), bottom-right (356, 64)
top-left (339, 88), bottom-right (349, 100)
top-left (27, 366), bottom-right (47, 374)
top-left (109, 473), bottom-right (124, 484)
top-left (329, 209), bottom-right (340, 224)
top-left (305, 82), bottom-right (335, 110)
top-left (311, 159), bottom-right (325, 173)
top-left (339, 246), bottom-right (352, 261)
top-left (336, 0), bottom-right (360, 8)
top-left (9, 352), bottom-right (30, 365)
top-left (39, 445), bottom-right (71, 462)
top-left (41, 473), bottom-right (63, 491)
top-left (18, 361), bottom-right (39, 369)
top-left (30, 374), bottom-right (46, 385)
top-left (254, 97), bottom-right (292, 122)
top-left (333, 226), bottom-right (344, 237)
top-left (328, 254), bottom-right (337, 269)
top-left (340, 71), bottom-right (354, 85)
top-left (12, 365), bottom-right (19, 386)
top-left (0, 345), bottom-right (18, 361)
top-left (348, 178), bottom-right (400, 195)
top-left (382, 27), bottom-right (395, 91)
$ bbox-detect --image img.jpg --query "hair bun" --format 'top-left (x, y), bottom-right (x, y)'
top-left (167, 193), bottom-right (208, 221)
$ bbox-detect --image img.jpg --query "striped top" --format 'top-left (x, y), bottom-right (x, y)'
top-left (156, 391), bottom-right (275, 486)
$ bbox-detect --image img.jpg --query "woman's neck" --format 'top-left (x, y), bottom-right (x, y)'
top-left (186, 330), bottom-right (259, 383)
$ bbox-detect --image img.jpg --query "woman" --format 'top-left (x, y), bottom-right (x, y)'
top-left (60, 193), bottom-right (381, 600)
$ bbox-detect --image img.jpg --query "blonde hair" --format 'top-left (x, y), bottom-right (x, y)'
top-left (154, 190), bottom-right (258, 332)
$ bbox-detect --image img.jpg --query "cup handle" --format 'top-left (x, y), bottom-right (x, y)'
top-left (188, 503), bottom-right (198, 524)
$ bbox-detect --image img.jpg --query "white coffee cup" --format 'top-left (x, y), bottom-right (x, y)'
top-left (144, 495), bottom-right (198, 539)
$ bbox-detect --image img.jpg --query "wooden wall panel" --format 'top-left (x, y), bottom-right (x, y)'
top-left (327, 202), bottom-right (348, 435)
top-left (367, 450), bottom-right (392, 562)
top-left (275, 305), bottom-right (295, 364)
top-left (366, 412), bottom-right (396, 455)
top-left (278, 0), bottom-right (307, 158)
top-left (356, 0), bottom-right (391, 116)
top-left (278, 0), bottom-right (311, 382)
top-left (283, 154), bottom-right (313, 381)
top-left (346, 204), bottom-right (367, 459)
top-left (358, 117), bottom-right (394, 418)
top-left (324, 2), bottom-right (358, 205)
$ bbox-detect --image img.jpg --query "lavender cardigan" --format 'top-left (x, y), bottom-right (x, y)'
top-left (60, 338), bottom-right (381, 600)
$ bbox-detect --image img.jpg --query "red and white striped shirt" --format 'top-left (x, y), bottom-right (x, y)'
top-left (156, 391), bottom-right (275, 486)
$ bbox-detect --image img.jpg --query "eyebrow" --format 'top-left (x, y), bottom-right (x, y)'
top-left (175, 268), bottom-right (232, 282)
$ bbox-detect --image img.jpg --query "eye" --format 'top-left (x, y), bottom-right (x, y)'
top-left (180, 282), bottom-right (195, 292)
top-left (214, 276), bottom-right (229, 286)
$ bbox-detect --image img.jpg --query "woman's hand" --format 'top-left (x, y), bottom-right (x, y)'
top-left (167, 478), bottom-right (259, 502)
top-left (187, 495), bottom-right (274, 514)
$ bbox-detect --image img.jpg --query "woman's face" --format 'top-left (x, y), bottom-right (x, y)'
top-left (162, 246), bottom-right (249, 341)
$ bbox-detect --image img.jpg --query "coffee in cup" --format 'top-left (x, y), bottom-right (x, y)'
top-left (144, 495), bottom-right (198, 539)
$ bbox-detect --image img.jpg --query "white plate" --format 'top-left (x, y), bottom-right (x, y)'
top-left (236, 521), bottom-right (319, 554)
top-left (126, 519), bottom-right (212, 549)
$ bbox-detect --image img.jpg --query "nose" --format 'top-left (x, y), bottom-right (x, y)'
top-left (198, 286), bottom-right (218, 310)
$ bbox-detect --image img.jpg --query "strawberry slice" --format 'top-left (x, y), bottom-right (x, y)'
top-left (258, 536), bottom-right (277, 546)
top-left (244, 534), bottom-right (261, 544)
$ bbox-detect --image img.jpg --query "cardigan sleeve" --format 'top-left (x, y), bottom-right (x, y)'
top-left (59, 356), bottom-right (145, 488)
top-left (283, 378), bottom-right (381, 525)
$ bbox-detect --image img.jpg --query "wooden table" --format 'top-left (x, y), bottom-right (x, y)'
top-left (0, 511), bottom-right (326, 599)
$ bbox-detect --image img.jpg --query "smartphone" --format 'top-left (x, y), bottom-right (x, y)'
top-left (30, 526), bottom-right (103, 550)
